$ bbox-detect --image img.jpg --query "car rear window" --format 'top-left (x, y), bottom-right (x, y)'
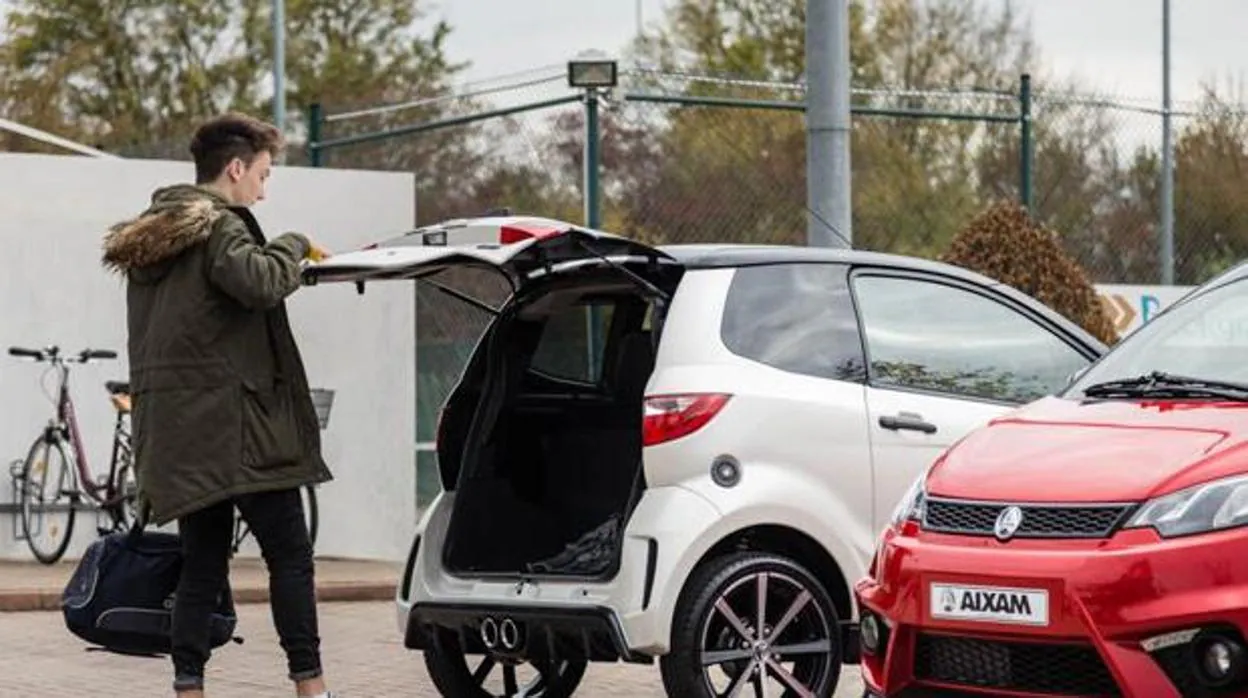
top-left (720, 263), bottom-right (866, 381)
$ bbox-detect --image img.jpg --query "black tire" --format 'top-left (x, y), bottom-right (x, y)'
top-left (423, 627), bottom-right (587, 697)
top-left (20, 436), bottom-right (77, 565)
top-left (102, 439), bottom-right (140, 533)
top-left (107, 462), bottom-right (140, 532)
top-left (661, 552), bottom-right (842, 698)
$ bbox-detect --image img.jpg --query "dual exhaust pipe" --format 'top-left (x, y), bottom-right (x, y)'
top-left (479, 616), bottom-right (523, 651)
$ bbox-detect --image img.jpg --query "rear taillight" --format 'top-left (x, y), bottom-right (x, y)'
top-left (642, 393), bottom-right (731, 447)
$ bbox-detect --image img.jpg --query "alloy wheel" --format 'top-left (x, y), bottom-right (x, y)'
top-left (698, 570), bottom-right (837, 698)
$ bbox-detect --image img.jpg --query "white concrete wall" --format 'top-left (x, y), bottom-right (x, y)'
top-left (0, 152), bottom-right (417, 562)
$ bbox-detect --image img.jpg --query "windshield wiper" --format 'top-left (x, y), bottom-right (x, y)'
top-left (1082, 371), bottom-right (1248, 401)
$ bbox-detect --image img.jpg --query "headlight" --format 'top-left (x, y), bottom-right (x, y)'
top-left (1125, 474), bottom-right (1248, 538)
top-left (889, 473), bottom-right (927, 529)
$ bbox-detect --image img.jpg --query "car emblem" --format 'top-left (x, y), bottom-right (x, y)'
top-left (994, 506), bottom-right (1024, 541)
top-left (941, 589), bottom-right (957, 613)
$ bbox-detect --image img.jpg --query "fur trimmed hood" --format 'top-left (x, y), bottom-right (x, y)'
top-left (102, 185), bottom-right (226, 276)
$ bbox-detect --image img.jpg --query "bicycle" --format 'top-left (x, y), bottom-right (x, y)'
top-left (230, 483), bottom-right (319, 555)
top-left (8, 345), bottom-right (138, 564)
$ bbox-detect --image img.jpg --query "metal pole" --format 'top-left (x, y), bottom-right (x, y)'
top-left (1019, 73), bottom-right (1033, 210)
top-left (805, 0), bottom-right (852, 247)
top-left (625, 93), bottom-right (1019, 122)
top-left (1160, 0), bottom-right (1175, 285)
top-left (315, 94), bottom-right (582, 150)
top-left (583, 86), bottom-right (604, 379)
top-left (308, 102), bottom-right (323, 167)
top-left (584, 88), bottom-right (602, 229)
top-left (273, 0), bottom-right (286, 132)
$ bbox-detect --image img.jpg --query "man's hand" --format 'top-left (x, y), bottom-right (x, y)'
top-left (305, 241), bottom-right (332, 262)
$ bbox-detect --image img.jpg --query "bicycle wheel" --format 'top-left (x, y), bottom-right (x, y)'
top-left (301, 485), bottom-right (319, 550)
top-left (19, 436), bottom-right (77, 565)
top-left (232, 486), bottom-right (319, 554)
top-left (112, 463), bottom-right (140, 530)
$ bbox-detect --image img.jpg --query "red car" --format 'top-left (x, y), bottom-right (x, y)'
top-left (855, 264), bottom-right (1248, 698)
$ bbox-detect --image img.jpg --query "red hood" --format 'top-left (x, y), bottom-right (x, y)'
top-left (927, 396), bottom-right (1248, 503)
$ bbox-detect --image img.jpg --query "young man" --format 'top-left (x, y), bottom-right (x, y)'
top-left (102, 113), bottom-right (336, 697)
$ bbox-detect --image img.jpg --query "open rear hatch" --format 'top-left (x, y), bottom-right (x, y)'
top-left (305, 219), bottom-right (683, 580)
top-left (304, 217), bottom-right (673, 298)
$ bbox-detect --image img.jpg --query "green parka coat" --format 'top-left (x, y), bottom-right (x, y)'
top-left (102, 184), bottom-right (332, 525)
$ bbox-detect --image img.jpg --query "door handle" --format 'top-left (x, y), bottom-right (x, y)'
top-left (879, 412), bottom-right (938, 434)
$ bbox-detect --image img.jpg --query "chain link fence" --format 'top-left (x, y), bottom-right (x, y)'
top-left (306, 69), bottom-right (1248, 289)
top-left (6, 66), bottom-right (1242, 289)
top-left (1028, 91), bottom-right (1248, 286)
top-left (311, 69), bottom-right (1028, 255)
top-left (608, 70), bottom-right (1025, 257)
top-left (413, 267), bottom-right (510, 509)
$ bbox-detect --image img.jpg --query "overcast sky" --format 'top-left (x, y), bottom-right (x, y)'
top-left (0, 0), bottom-right (1240, 108)
top-left (437, 0), bottom-right (1247, 106)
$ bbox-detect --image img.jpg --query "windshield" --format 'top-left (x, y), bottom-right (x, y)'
top-left (1065, 273), bottom-right (1248, 397)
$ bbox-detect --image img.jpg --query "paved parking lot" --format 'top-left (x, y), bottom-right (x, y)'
top-left (1, 601), bottom-right (866, 696)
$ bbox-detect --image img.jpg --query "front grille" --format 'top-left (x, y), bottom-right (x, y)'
top-left (914, 633), bottom-right (1120, 696)
top-left (923, 498), bottom-right (1134, 539)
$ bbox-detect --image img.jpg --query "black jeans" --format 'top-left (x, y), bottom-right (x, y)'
top-left (171, 488), bottom-right (322, 692)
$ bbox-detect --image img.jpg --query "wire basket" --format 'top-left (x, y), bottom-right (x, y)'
top-left (310, 388), bottom-right (335, 430)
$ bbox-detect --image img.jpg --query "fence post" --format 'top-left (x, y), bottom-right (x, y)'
top-left (1019, 74), bottom-right (1033, 210)
top-left (308, 102), bottom-right (323, 167)
top-left (583, 88), bottom-right (601, 229)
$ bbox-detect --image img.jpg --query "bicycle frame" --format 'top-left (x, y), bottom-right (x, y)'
top-left (39, 354), bottom-right (128, 509)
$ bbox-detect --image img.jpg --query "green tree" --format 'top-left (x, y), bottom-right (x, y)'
top-left (0, 0), bottom-right (473, 194)
top-left (0, 0), bottom-right (261, 150)
top-left (1171, 90), bottom-right (1248, 283)
top-left (608, 0), bottom-right (1037, 253)
top-left (1076, 144), bottom-right (1161, 284)
top-left (1027, 86), bottom-right (1248, 286)
top-left (281, 0), bottom-right (486, 222)
top-left (974, 87), bottom-right (1125, 279)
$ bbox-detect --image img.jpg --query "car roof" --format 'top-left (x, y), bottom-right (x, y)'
top-left (381, 218), bottom-right (1057, 291)
top-left (348, 220), bottom-right (1107, 354)
top-left (660, 243), bottom-right (997, 283)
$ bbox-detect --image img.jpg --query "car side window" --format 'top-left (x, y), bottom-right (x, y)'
top-left (721, 263), bottom-right (866, 381)
top-left (851, 274), bottom-right (1089, 403)
top-left (529, 302), bottom-right (616, 384)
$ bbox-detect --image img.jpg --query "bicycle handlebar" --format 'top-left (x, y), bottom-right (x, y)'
top-left (7, 346), bottom-right (117, 363)
top-left (8, 346), bottom-right (43, 359)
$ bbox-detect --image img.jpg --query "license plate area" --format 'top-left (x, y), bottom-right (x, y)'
top-left (929, 582), bottom-right (1049, 627)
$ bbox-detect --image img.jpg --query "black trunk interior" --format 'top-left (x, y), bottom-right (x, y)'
top-left (443, 280), bottom-right (657, 579)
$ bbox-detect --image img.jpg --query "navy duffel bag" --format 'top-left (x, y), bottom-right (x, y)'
top-left (61, 515), bottom-right (240, 657)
